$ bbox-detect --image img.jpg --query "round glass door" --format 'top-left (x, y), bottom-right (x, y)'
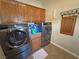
top-left (7, 30), bottom-right (27, 48)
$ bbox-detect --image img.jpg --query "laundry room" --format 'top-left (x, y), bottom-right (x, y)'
top-left (0, 0), bottom-right (79, 59)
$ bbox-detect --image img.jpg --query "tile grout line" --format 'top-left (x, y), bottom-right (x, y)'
top-left (50, 41), bottom-right (79, 59)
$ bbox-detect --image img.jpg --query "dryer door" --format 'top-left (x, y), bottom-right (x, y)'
top-left (7, 30), bottom-right (27, 48)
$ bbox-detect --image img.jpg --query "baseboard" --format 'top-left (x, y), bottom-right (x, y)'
top-left (50, 41), bottom-right (79, 59)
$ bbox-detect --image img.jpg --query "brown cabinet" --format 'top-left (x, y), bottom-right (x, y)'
top-left (40, 9), bottom-right (45, 22)
top-left (30, 7), bottom-right (45, 22)
top-left (30, 33), bottom-right (41, 52)
top-left (0, 0), bottom-right (45, 24)
top-left (28, 5), bottom-right (35, 22)
top-left (33, 7), bottom-right (41, 22)
top-left (16, 3), bottom-right (29, 22)
top-left (0, 0), bottom-right (18, 23)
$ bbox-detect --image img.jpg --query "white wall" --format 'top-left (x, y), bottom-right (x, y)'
top-left (41, 0), bottom-right (79, 57)
top-left (16, 0), bottom-right (44, 8)
top-left (0, 0), bottom-right (44, 59)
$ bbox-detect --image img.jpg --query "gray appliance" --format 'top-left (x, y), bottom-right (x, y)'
top-left (41, 22), bottom-right (52, 47)
top-left (0, 24), bottom-right (31, 59)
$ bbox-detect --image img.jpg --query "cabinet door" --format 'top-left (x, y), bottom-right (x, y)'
top-left (40, 9), bottom-right (45, 22)
top-left (28, 5), bottom-right (35, 22)
top-left (28, 6), bottom-right (40, 22)
top-left (33, 8), bottom-right (45, 22)
top-left (30, 33), bottom-right (41, 52)
top-left (28, 6), bottom-right (45, 22)
top-left (16, 3), bottom-right (29, 23)
top-left (31, 37), bottom-right (41, 52)
top-left (1, 0), bottom-right (18, 24)
top-left (33, 7), bottom-right (41, 22)
top-left (24, 5), bottom-right (29, 22)
top-left (0, 1), bottom-right (2, 23)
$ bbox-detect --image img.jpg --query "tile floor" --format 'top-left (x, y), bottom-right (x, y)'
top-left (44, 44), bottom-right (77, 59)
top-left (27, 44), bottom-right (78, 59)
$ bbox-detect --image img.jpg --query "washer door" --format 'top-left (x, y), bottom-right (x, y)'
top-left (7, 30), bottom-right (27, 48)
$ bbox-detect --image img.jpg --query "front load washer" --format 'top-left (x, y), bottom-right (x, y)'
top-left (0, 24), bottom-right (31, 59)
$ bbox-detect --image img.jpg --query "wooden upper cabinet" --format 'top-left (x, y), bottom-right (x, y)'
top-left (34, 8), bottom-right (45, 22)
top-left (0, 0), bottom-right (18, 24)
top-left (40, 9), bottom-right (45, 22)
top-left (16, 3), bottom-right (29, 23)
top-left (27, 5), bottom-right (34, 22)
top-left (24, 5), bottom-right (29, 22)
top-left (33, 7), bottom-right (41, 22)
top-left (28, 5), bottom-right (45, 22)
top-left (0, 1), bottom-right (2, 23)
top-left (32, 7), bottom-right (45, 22)
top-left (0, 0), bottom-right (29, 23)
top-left (0, 0), bottom-right (45, 23)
